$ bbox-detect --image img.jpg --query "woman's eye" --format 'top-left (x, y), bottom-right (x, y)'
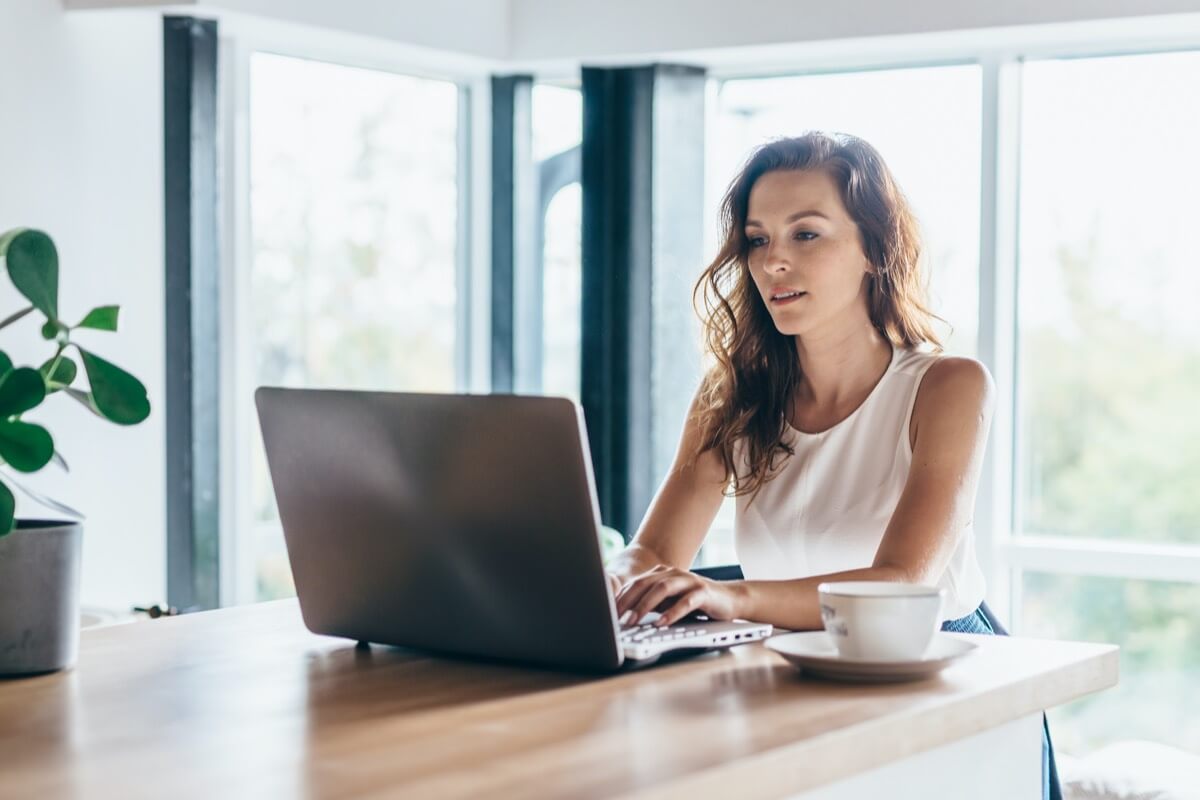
top-left (796, 231), bottom-right (817, 241)
top-left (747, 236), bottom-right (767, 248)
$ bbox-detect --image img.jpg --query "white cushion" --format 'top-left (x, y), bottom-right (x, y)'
top-left (1060, 740), bottom-right (1200, 800)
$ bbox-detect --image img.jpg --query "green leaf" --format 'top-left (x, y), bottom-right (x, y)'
top-left (39, 355), bottom-right (77, 390)
top-left (0, 419), bottom-right (55, 472)
top-left (0, 480), bottom-right (13, 536)
top-left (77, 348), bottom-right (150, 425)
top-left (0, 351), bottom-right (12, 378)
top-left (76, 305), bottom-right (120, 332)
top-left (2, 229), bottom-right (58, 320)
top-left (0, 228), bottom-right (27, 258)
top-left (64, 387), bottom-right (105, 420)
top-left (41, 320), bottom-right (63, 340)
top-left (0, 367), bottom-right (47, 417)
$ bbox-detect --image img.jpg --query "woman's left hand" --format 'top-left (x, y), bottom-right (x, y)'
top-left (614, 565), bottom-right (746, 627)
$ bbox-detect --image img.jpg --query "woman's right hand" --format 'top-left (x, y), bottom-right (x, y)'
top-left (606, 572), bottom-right (623, 597)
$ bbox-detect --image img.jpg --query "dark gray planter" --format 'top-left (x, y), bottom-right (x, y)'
top-left (0, 520), bottom-right (82, 676)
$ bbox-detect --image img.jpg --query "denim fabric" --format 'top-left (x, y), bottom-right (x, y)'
top-left (942, 606), bottom-right (1061, 800)
top-left (941, 606), bottom-right (997, 635)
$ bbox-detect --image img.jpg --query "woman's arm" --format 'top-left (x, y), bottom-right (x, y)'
top-left (616, 357), bottom-right (996, 629)
top-left (607, 388), bottom-right (729, 589)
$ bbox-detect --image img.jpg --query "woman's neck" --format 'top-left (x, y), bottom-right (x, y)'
top-left (791, 326), bottom-right (893, 413)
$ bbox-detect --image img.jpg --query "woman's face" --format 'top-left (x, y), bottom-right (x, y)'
top-left (743, 168), bottom-right (873, 338)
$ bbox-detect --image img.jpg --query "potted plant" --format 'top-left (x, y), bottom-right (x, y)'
top-left (0, 228), bottom-right (150, 676)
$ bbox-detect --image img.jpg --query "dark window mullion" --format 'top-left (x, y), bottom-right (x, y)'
top-left (164, 16), bottom-right (220, 611)
top-left (580, 65), bottom-right (706, 540)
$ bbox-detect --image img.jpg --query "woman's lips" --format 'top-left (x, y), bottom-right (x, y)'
top-left (771, 292), bottom-right (807, 306)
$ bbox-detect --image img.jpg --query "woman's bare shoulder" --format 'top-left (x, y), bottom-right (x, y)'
top-left (922, 356), bottom-right (994, 397)
top-left (921, 357), bottom-right (988, 391)
top-left (907, 355), bottom-right (993, 443)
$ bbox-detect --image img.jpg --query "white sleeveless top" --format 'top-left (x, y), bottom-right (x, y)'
top-left (733, 345), bottom-right (987, 621)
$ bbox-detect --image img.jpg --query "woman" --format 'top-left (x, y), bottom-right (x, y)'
top-left (606, 132), bottom-right (1059, 799)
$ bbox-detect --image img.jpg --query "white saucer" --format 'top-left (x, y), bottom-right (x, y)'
top-left (766, 631), bottom-right (978, 682)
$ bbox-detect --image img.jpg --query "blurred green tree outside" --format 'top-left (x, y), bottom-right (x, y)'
top-left (1019, 234), bottom-right (1200, 754)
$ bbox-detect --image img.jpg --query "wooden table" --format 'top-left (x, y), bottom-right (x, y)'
top-left (0, 600), bottom-right (1117, 799)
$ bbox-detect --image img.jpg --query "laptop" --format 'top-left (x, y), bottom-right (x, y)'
top-left (255, 387), bottom-right (772, 671)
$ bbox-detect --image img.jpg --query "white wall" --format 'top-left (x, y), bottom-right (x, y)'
top-left (511, 0), bottom-right (1200, 61)
top-left (66, 0), bottom-right (513, 60)
top-left (64, 0), bottom-right (1200, 61)
top-left (0, 1), bottom-right (165, 612)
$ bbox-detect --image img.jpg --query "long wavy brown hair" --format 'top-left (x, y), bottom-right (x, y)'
top-left (689, 132), bottom-right (945, 504)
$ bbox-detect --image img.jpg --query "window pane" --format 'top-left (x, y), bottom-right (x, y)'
top-left (532, 83), bottom-right (581, 162)
top-left (1017, 52), bottom-right (1200, 545)
top-left (533, 83), bottom-right (582, 401)
top-left (694, 66), bottom-right (982, 565)
top-left (1021, 572), bottom-right (1200, 754)
top-left (249, 53), bottom-right (459, 600)
top-left (541, 182), bottom-right (581, 402)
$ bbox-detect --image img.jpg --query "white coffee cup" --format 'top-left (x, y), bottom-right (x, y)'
top-left (817, 581), bottom-right (946, 661)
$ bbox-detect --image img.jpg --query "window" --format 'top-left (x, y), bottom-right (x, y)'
top-left (1021, 573), bottom-right (1200, 752)
top-left (1013, 50), bottom-right (1200, 752)
top-left (692, 65), bottom-right (983, 565)
top-left (246, 53), bottom-right (461, 600)
top-left (540, 182), bottom-right (581, 402)
top-left (1016, 52), bottom-right (1200, 547)
top-left (532, 83), bottom-right (582, 403)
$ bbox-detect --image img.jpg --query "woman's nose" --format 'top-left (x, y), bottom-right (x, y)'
top-left (765, 243), bottom-right (791, 272)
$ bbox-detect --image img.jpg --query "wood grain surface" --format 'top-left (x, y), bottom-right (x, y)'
top-left (0, 599), bottom-right (1118, 799)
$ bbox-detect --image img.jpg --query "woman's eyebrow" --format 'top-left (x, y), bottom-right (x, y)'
top-left (745, 209), bottom-right (830, 227)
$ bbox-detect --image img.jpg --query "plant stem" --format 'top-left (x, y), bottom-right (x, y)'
top-left (0, 305), bottom-right (34, 331)
top-left (46, 343), bottom-right (66, 381)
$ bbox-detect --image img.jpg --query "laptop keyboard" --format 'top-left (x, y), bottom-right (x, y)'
top-left (620, 622), bottom-right (708, 645)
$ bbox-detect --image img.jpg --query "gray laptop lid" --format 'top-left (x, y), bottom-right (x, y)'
top-left (255, 388), bottom-right (623, 671)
